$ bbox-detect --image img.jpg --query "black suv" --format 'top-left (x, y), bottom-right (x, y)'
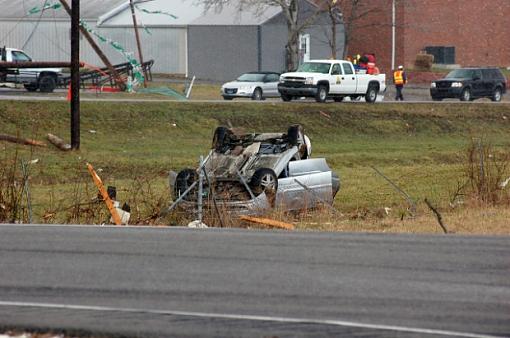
top-left (430, 68), bottom-right (507, 102)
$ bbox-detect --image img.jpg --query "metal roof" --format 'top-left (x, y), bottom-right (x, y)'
top-left (98, 0), bottom-right (282, 27)
top-left (0, 0), bottom-right (126, 20)
top-left (189, 4), bottom-right (282, 26)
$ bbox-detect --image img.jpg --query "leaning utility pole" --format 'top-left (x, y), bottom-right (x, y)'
top-left (70, 0), bottom-right (80, 149)
top-left (59, 0), bottom-right (126, 90)
top-left (129, 0), bottom-right (147, 87)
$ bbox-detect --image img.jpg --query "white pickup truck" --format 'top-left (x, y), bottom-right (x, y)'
top-left (0, 47), bottom-right (63, 92)
top-left (278, 59), bottom-right (386, 103)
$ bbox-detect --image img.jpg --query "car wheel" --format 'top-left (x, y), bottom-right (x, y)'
top-left (460, 88), bottom-right (471, 101)
top-left (39, 75), bottom-right (56, 93)
top-left (365, 85), bottom-right (378, 103)
top-left (222, 96), bottom-right (233, 101)
top-left (174, 169), bottom-right (197, 201)
top-left (287, 124), bottom-right (304, 146)
top-left (281, 94), bottom-right (293, 102)
top-left (24, 84), bottom-right (38, 92)
top-left (315, 85), bottom-right (328, 103)
top-left (250, 168), bottom-right (278, 195)
top-left (212, 126), bottom-right (232, 153)
top-left (333, 97), bottom-right (344, 102)
top-left (252, 88), bottom-right (263, 101)
top-left (491, 87), bottom-right (502, 102)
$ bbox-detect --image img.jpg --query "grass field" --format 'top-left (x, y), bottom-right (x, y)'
top-left (1, 100), bottom-right (510, 234)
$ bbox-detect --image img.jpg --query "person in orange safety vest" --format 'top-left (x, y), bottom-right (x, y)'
top-left (393, 65), bottom-right (407, 101)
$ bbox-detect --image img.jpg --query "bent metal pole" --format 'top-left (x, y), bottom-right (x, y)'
top-left (59, 0), bottom-right (126, 91)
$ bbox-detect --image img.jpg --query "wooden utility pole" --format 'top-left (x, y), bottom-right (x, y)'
top-left (70, 0), bottom-right (80, 149)
top-left (129, 0), bottom-right (147, 87)
top-left (59, 0), bottom-right (126, 90)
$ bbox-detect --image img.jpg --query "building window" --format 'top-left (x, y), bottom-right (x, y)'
top-left (425, 46), bottom-right (456, 64)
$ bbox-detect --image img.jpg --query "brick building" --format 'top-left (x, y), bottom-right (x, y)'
top-left (343, 0), bottom-right (510, 73)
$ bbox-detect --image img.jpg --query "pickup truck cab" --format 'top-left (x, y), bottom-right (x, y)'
top-left (0, 47), bottom-right (63, 92)
top-left (278, 59), bottom-right (386, 103)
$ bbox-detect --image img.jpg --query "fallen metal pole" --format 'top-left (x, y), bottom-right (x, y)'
top-left (160, 181), bottom-right (198, 217)
top-left (201, 166), bottom-right (225, 228)
top-left (58, 0), bottom-right (126, 91)
top-left (236, 169), bottom-right (256, 200)
top-left (370, 166), bottom-right (417, 215)
top-left (294, 179), bottom-right (341, 215)
top-left (129, 0), bottom-right (148, 87)
top-left (198, 156), bottom-right (204, 223)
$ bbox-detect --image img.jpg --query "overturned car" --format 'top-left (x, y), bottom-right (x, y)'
top-left (169, 125), bottom-right (340, 215)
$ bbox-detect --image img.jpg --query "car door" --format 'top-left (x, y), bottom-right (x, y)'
top-left (470, 69), bottom-right (484, 97)
top-left (328, 63), bottom-right (342, 94)
top-left (263, 73), bottom-right (280, 97)
top-left (8, 50), bottom-right (33, 83)
top-left (337, 62), bottom-right (357, 94)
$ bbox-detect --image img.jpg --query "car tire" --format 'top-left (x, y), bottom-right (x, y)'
top-left (24, 84), bottom-right (38, 92)
top-left (174, 169), bottom-right (197, 201)
top-left (491, 87), bottom-right (502, 102)
top-left (212, 126), bottom-right (232, 153)
top-left (365, 85), bottom-right (378, 103)
top-left (315, 85), bottom-right (328, 103)
top-left (250, 168), bottom-right (278, 195)
top-left (281, 94), bottom-right (293, 102)
top-left (222, 96), bottom-right (233, 100)
top-left (252, 88), bottom-right (263, 101)
top-left (38, 75), bottom-right (56, 93)
top-left (460, 88), bottom-right (471, 101)
top-left (287, 124), bottom-right (304, 146)
top-left (333, 97), bottom-right (344, 102)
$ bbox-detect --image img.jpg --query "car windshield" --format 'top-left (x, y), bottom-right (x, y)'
top-left (445, 69), bottom-right (478, 79)
top-left (237, 73), bottom-right (265, 82)
top-left (297, 62), bottom-right (331, 74)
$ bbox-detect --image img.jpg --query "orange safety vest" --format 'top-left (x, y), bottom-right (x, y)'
top-left (394, 70), bottom-right (405, 85)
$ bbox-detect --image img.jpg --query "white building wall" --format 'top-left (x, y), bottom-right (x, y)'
top-left (0, 20), bottom-right (186, 74)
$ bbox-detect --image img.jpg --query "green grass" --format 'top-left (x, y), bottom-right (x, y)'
top-left (2, 100), bottom-right (510, 227)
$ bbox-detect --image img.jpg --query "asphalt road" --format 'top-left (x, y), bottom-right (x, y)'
top-left (0, 225), bottom-right (509, 338)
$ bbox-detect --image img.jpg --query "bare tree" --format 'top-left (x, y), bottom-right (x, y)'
top-left (198, 0), bottom-right (323, 71)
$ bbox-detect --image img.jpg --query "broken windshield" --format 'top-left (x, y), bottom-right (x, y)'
top-left (297, 62), bottom-right (331, 74)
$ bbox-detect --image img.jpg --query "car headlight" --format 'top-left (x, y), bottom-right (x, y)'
top-left (305, 77), bottom-right (314, 85)
top-left (430, 82), bottom-right (436, 88)
top-left (279, 76), bottom-right (285, 83)
top-left (451, 82), bottom-right (463, 88)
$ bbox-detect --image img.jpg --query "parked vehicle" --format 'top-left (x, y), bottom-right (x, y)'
top-left (170, 125), bottom-right (340, 215)
top-left (278, 60), bottom-right (386, 103)
top-left (430, 67), bottom-right (507, 102)
top-left (221, 72), bottom-right (281, 100)
top-left (0, 47), bottom-right (63, 93)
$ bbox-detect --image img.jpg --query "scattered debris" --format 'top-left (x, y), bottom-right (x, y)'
top-left (87, 163), bottom-right (130, 225)
top-left (47, 133), bottom-right (71, 151)
top-left (319, 111), bottom-right (331, 119)
top-left (240, 215), bottom-right (294, 230)
top-left (499, 177), bottom-right (510, 188)
top-left (187, 220), bottom-right (208, 228)
top-left (0, 134), bottom-right (46, 147)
